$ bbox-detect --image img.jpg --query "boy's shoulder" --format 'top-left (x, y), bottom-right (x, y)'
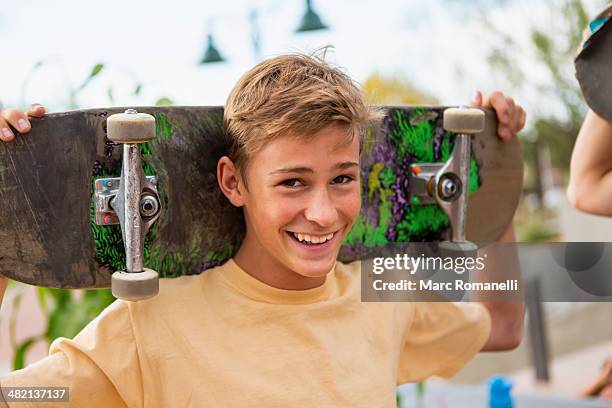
top-left (124, 269), bottom-right (210, 313)
top-left (334, 259), bottom-right (360, 276)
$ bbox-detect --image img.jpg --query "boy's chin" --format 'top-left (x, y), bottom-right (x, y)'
top-left (290, 258), bottom-right (337, 278)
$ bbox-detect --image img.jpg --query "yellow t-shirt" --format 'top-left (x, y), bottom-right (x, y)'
top-left (1, 259), bottom-right (490, 408)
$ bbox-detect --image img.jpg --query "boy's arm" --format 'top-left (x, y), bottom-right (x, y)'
top-left (0, 300), bottom-right (140, 407)
top-left (475, 225), bottom-right (525, 351)
top-left (466, 91), bottom-right (525, 351)
top-left (567, 109), bottom-right (612, 215)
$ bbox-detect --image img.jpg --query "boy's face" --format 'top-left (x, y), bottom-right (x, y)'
top-left (240, 125), bottom-right (361, 279)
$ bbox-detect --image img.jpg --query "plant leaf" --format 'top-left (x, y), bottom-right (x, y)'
top-left (36, 287), bottom-right (48, 315)
top-left (75, 63), bottom-right (105, 92)
top-left (13, 336), bottom-right (41, 370)
top-left (89, 63), bottom-right (104, 79)
top-left (155, 97), bottom-right (174, 106)
top-left (108, 87), bottom-right (115, 105)
top-left (8, 292), bottom-right (24, 349)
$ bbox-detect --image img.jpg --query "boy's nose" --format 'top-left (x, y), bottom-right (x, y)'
top-left (303, 189), bottom-right (338, 227)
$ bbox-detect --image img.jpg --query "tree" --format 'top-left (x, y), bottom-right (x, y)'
top-left (361, 72), bottom-right (438, 105)
top-left (468, 0), bottom-right (606, 205)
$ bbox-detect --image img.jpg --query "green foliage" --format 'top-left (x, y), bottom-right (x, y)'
top-left (13, 337), bottom-right (38, 371)
top-left (75, 63), bottom-right (104, 92)
top-left (362, 72), bottom-right (439, 105)
top-left (480, 0), bottom-right (606, 189)
top-left (10, 287), bottom-right (116, 370)
top-left (43, 289), bottom-right (115, 342)
top-left (515, 208), bottom-right (559, 242)
top-left (155, 97), bottom-right (174, 106)
top-left (416, 382), bottom-right (425, 408)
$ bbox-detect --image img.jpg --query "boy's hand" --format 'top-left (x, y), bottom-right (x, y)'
top-left (0, 275), bottom-right (7, 309)
top-left (0, 104), bottom-right (46, 142)
top-left (470, 91), bottom-right (526, 142)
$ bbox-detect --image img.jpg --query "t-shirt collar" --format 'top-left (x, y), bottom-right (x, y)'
top-left (220, 258), bottom-right (336, 304)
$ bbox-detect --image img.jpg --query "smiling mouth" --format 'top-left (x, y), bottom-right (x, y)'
top-left (287, 231), bottom-right (337, 245)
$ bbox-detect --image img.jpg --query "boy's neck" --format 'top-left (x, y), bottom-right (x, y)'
top-left (233, 238), bottom-right (327, 291)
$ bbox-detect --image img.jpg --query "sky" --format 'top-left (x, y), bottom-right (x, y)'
top-left (0, 0), bottom-right (605, 120)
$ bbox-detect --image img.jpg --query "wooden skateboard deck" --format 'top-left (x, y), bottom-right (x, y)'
top-left (0, 106), bottom-right (522, 288)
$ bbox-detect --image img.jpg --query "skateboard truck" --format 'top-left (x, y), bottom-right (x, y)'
top-left (410, 107), bottom-right (485, 259)
top-left (95, 109), bottom-right (162, 300)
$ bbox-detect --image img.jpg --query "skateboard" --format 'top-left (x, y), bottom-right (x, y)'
top-left (0, 106), bottom-right (522, 298)
top-left (575, 4), bottom-right (612, 122)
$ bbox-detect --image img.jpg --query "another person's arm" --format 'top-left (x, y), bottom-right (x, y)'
top-left (567, 109), bottom-right (612, 215)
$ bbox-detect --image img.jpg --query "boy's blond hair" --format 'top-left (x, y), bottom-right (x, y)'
top-left (224, 51), bottom-right (379, 185)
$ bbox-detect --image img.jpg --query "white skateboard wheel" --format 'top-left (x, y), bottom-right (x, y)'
top-left (107, 109), bottom-right (155, 143)
top-left (443, 107), bottom-right (485, 134)
top-left (438, 241), bottom-right (479, 261)
top-left (111, 268), bottom-right (159, 301)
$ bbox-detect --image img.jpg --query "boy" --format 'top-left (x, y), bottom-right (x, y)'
top-left (0, 53), bottom-right (525, 407)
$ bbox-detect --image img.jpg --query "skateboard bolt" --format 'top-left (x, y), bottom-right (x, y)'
top-left (103, 215), bottom-right (116, 224)
top-left (440, 177), bottom-right (458, 199)
top-left (125, 109), bottom-right (138, 115)
top-left (140, 195), bottom-right (160, 218)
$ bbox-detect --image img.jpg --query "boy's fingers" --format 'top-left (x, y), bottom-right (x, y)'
top-left (497, 125), bottom-right (512, 142)
top-left (469, 90), bottom-right (483, 108)
top-left (506, 97), bottom-right (516, 123)
top-left (488, 91), bottom-right (511, 125)
top-left (27, 103), bottom-right (45, 118)
top-left (0, 117), bottom-right (15, 142)
top-left (514, 107), bottom-right (526, 133)
top-left (1, 108), bottom-right (31, 133)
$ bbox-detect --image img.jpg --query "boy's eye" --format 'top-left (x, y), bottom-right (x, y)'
top-left (332, 175), bottom-right (354, 184)
top-left (280, 178), bottom-right (304, 187)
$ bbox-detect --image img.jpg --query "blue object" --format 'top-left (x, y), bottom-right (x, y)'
top-left (589, 16), bottom-right (610, 34)
top-left (488, 375), bottom-right (514, 408)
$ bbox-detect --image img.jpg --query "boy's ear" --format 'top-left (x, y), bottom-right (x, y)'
top-left (217, 156), bottom-right (246, 207)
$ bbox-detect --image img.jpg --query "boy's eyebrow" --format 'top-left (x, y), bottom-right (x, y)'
top-left (270, 161), bottom-right (359, 175)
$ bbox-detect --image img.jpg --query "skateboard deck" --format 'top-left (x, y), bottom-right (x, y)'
top-left (575, 4), bottom-right (612, 122)
top-left (0, 106), bottom-right (522, 289)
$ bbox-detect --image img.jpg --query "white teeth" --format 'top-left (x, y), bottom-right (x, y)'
top-left (292, 232), bottom-right (334, 244)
